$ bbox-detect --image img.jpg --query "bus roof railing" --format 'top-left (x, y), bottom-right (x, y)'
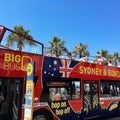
top-left (0, 25), bottom-right (44, 55)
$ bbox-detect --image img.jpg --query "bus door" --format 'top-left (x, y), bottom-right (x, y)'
top-left (12, 79), bottom-right (22, 120)
top-left (83, 81), bottom-right (99, 112)
top-left (0, 79), bottom-right (8, 117)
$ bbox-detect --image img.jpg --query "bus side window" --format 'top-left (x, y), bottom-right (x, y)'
top-left (43, 79), bottom-right (80, 101)
top-left (101, 81), bottom-right (120, 97)
top-left (48, 88), bottom-right (61, 101)
top-left (110, 83), bottom-right (119, 96)
top-left (84, 83), bottom-right (90, 95)
top-left (101, 82), bottom-right (110, 97)
top-left (72, 81), bottom-right (80, 99)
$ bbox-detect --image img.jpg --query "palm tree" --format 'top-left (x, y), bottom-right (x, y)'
top-left (6, 25), bottom-right (36, 51)
top-left (47, 36), bottom-right (69, 58)
top-left (112, 52), bottom-right (119, 58)
top-left (72, 43), bottom-right (89, 58)
top-left (107, 52), bottom-right (119, 60)
top-left (99, 49), bottom-right (108, 58)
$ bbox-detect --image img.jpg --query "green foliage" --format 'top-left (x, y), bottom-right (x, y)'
top-left (6, 25), bottom-right (120, 60)
top-left (6, 25), bottom-right (36, 51)
top-left (72, 43), bottom-right (89, 58)
top-left (47, 36), bottom-right (69, 57)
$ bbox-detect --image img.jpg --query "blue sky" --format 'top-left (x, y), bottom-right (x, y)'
top-left (1, 0), bottom-right (120, 56)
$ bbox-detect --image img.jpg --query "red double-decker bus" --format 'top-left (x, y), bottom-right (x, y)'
top-left (0, 25), bottom-right (120, 120)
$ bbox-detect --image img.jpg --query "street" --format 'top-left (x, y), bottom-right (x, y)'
top-left (105, 116), bottom-right (120, 120)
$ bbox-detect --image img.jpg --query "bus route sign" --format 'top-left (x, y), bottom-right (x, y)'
top-left (24, 62), bottom-right (35, 120)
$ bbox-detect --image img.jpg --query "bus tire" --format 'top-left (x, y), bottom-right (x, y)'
top-left (33, 109), bottom-right (53, 120)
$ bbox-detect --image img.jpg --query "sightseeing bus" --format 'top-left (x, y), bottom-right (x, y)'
top-left (0, 25), bottom-right (120, 120)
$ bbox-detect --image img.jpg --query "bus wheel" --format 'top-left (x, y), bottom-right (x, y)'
top-left (33, 110), bottom-right (53, 120)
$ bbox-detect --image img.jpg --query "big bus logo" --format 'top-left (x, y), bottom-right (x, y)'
top-left (3, 53), bottom-right (32, 71)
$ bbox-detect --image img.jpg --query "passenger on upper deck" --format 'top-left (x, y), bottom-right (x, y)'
top-left (79, 55), bottom-right (87, 62)
top-left (96, 52), bottom-right (103, 65)
top-left (112, 56), bottom-right (118, 66)
top-left (68, 53), bottom-right (73, 60)
top-left (108, 59), bottom-right (113, 66)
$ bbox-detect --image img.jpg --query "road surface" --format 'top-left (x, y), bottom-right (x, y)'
top-left (105, 116), bottom-right (120, 120)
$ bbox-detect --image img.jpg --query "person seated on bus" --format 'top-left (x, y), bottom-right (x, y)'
top-left (61, 92), bottom-right (67, 100)
top-left (116, 86), bottom-right (120, 95)
top-left (103, 85), bottom-right (110, 96)
top-left (55, 92), bottom-right (60, 101)
top-left (79, 55), bottom-right (87, 62)
top-left (102, 57), bottom-right (108, 65)
top-left (68, 53), bottom-right (73, 60)
top-left (108, 59), bottom-right (113, 66)
top-left (110, 85), bottom-right (114, 96)
top-left (53, 90), bottom-right (61, 101)
top-left (96, 52), bottom-right (103, 65)
top-left (112, 56), bottom-right (118, 66)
